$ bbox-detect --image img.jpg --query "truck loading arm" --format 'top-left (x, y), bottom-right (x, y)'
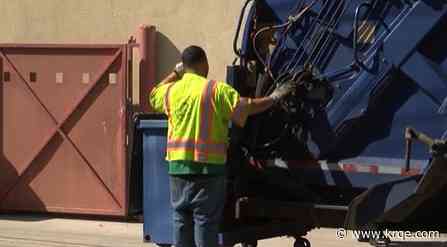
top-left (344, 127), bottom-right (447, 232)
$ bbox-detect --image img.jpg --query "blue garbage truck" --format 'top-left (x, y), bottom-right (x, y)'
top-left (137, 1), bottom-right (447, 246)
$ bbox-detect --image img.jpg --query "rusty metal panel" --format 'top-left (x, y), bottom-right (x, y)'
top-left (0, 44), bottom-right (129, 216)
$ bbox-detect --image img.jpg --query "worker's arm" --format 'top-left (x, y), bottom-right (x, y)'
top-left (149, 63), bottom-right (184, 113)
top-left (159, 71), bottom-right (179, 85)
top-left (217, 80), bottom-right (295, 127)
top-left (236, 80), bottom-right (296, 118)
top-left (244, 96), bottom-right (275, 116)
top-left (158, 63), bottom-right (184, 85)
top-left (230, 97), bottom-right (274, 127)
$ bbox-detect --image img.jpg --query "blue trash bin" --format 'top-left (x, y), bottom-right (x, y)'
top-left (139, 119), bottom-right (174, 245)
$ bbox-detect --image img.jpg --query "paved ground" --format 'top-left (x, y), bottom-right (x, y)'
top-left (0, 214), bottom-right (369, 247)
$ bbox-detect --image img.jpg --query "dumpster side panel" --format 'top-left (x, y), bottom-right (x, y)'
top-left (0, 45), bottom-right (129, 215)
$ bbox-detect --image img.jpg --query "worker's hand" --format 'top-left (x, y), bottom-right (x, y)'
top-left (269, 80), bottom-right (296, 102)
top-left (174, 62), bottom-right (184, 78)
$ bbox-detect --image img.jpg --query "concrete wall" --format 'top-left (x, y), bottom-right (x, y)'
top-left (0, 0), bottom-right (246, 102)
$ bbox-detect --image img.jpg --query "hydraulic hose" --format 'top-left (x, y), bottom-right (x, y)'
top-left (252, 0), bottom-right (318, 80)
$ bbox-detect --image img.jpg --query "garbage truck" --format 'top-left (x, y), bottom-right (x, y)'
top-left (138, 0), bottom-right (447, 246)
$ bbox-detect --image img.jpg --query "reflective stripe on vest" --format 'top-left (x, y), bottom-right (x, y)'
top-left (166, 140), bottom-right (226, 154)
top-left (163, 83), bottom-right (176, 139)
top-left (164, 80), bottom-right (226, 163)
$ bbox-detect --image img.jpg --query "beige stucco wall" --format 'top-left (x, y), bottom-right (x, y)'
top-left (0, 0), bottom-right (246, 101)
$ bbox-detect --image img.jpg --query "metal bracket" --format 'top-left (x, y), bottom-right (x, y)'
top-left (353, 2), bottom-right (374, 72)
top-left (404, 127), bottom-right (447, 172)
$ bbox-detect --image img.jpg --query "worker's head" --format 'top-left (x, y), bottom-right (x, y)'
top-left (181, 45), bottom-right (209, 78)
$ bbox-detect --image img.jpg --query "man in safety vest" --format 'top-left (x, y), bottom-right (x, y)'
top-left (150, 45), bottom-right (295, 247)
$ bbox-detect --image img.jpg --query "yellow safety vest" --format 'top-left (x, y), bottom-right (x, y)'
top-left (150, 73), bottom-right (245, 164)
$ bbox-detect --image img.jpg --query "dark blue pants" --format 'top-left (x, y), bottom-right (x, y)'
top-left (169, 175), bottom-right (226, 247)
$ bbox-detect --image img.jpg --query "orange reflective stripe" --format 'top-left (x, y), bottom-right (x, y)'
top-left (189, 80), bottom-right (218, 161)
top-left (163, 83), bottom-right (175, 117)
top-left (163, 83), bottom-right (175, 138)
top-left (167, 138), bottom-right (223, 145)
top-left (195, 153), bottom-right (207, 163)
top-left (167, 140), bottom-right (226, 154)
top-left (199, 80), bottom-right (217, 142)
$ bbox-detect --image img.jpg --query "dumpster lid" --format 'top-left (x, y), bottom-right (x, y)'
top-left (137, 119), bottom-right (167, 129)
top-left (134, 113), bottom-right (167, 129)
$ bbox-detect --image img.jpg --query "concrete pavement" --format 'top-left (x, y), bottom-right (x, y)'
top-left (0, 215), bottom-right (143, 247)
top-left (0, 215), bottom-right (369, 247)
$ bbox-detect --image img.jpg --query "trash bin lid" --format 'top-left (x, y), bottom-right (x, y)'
top-left (137, 119), bottom-right (168, 129)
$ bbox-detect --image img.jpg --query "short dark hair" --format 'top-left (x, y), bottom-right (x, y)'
top-left (181, 46), bottom-right (207, 67)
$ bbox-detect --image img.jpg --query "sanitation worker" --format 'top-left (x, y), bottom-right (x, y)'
top-left (149, 45), bottom-right (295, 247)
